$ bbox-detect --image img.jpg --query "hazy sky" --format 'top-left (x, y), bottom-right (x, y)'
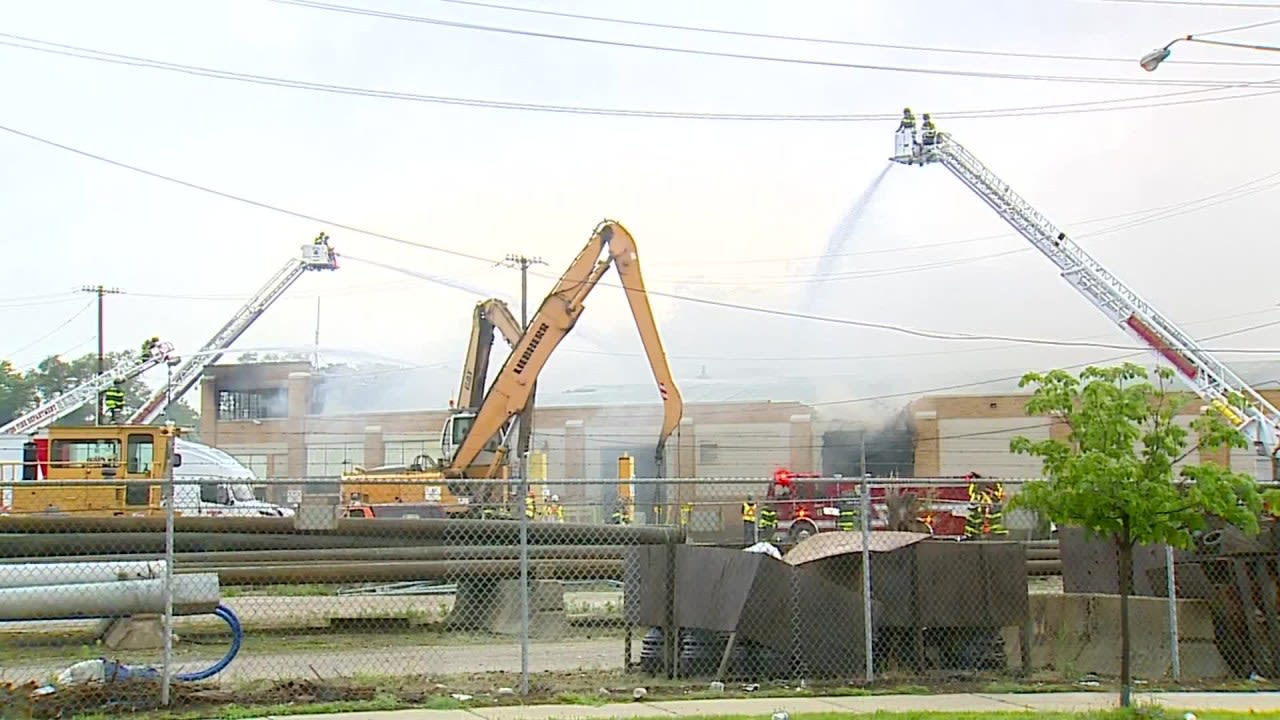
top-left (3, 0), bottom-right (1280, 420)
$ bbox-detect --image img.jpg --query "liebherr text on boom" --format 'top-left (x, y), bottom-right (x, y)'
top-left (889, 108), bottom-right (1279, 480)
top-left (126, 235), bottom-right (339, 425)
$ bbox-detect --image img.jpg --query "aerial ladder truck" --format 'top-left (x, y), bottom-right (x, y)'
top-left (0, 340), bottom-right (180, 436)
top-left (0, 338), bottom-right (291, 517)
top-left (343, 219), bottom-right (685, 520)
top-left (126, 233), bottom-right (339, 425)
top-left (891, 111), bottom-right (1278, 481)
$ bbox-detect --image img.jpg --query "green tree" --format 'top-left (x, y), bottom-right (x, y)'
top-left (1009, 363), bottom-right (1275, 706)
top-left (0, 360), bottom-right (33, 427)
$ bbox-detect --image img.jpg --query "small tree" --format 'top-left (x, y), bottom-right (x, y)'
top-left (1008, 363), bottom-right (1274, 706)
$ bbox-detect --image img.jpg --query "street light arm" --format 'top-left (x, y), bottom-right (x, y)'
top-left (1141, 34), bottom-right (1280, 71)
top-left (1185, 36), bottom-right (1280, 53)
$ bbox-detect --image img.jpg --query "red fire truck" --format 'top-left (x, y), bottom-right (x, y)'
top-left (763, 468), bottom-right (987, 540)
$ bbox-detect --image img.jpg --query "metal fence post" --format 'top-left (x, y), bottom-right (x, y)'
top-left (1165, 544), bottom-right (1181, 681)
top-left (518, 457), bottom-right (530, 696)
top-left (860, 473), bottom-right (873, 682)
top-left (161, 421), bottom-right (176, 706)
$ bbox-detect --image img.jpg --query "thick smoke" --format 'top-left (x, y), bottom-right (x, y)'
top-left (310, 364), bottom-right (455, 415)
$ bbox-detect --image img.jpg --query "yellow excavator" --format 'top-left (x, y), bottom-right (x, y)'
top-left (342, 219), bottom-right (685, 518)
top-left (341, 298), bottom-right (523, 508)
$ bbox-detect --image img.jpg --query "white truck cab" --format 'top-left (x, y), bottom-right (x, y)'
top-left (172, 439), bottom-right (293, 517)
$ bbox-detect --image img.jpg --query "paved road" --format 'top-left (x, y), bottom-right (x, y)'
top-left (0, 637), bottom-right (635, 685)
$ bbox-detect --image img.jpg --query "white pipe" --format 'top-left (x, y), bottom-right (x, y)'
top-left (0, 560), bottom-right (166, 589)
top-left (0, 574), bottom-right (220, 621)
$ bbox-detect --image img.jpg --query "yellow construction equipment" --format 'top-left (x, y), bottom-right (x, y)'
top-left (341, 219), bottom-right (685, 518)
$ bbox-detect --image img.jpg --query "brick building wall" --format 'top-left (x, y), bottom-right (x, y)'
top-left (910, 391), bottom-right (1277, 480)
top-left (197, 362), bottom-right (821, 530)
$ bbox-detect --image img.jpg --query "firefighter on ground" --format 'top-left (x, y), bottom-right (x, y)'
top-left (610, 496), bottom-right (631, 525)
top-left (921, 113), bottom-right (939, 146)
top-left (741, 495), bottom-right (758, 546)
top-left (837, 495), bottom-right (858, 532)
top-left (758, 503), bottom-right (778, 539)
top-left (525, 491), bottom-right (536, 521)
top-left (544, 494), bottom-right (564, 523)
top-left (103, 381), bottom-right (126, 423)
top-left (963, 473), bottom-right (1008, 539)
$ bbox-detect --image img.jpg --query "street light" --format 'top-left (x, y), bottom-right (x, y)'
top-left (1140, 34), bottom-right (1280, 71)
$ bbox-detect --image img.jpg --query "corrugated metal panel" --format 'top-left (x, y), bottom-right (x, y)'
top-left (937, 418), bottom-right (1050, 477)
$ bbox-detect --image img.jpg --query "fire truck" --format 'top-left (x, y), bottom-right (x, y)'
top-left (763, 468), bottom-right (1000, 540)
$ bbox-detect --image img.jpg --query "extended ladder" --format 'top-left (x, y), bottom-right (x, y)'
top-left (127, 235), bottom-right (339, 424)
top-left (1, 341), bottom-right (178, 435)
top-left (890, 120), bottom-right (1280, 478)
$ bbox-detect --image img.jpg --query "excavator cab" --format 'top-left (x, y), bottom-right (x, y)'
top-left (440, 410), bottom-right (511, 469)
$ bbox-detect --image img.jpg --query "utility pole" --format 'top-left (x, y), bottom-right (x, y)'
top-left (80, 285), bottom-right (122, 425)
top-left (500, 253), bottom-right (547, 470)
top-left (500, 252), bottom-right (545, 698)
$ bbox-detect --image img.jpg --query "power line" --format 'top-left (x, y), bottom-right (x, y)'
top-left (652, 166), bottom-right (1280, 268)
top-left (654, 166), bottom-right (1280, 284)
top-left (524, 262), bottom-right (1280, 354)
top-left (4, 33), bottom-right (1280, 122)
top-left (0, 123), bottom-right (495, 265)
top-left (263, 0), bottom-right (1271, 87)
top-left (417, 0), bottom-right (1280, 68)
top-left (5, 122), bottom-right (1280, 357)
top-left (1093, 0), bottom-right (1280, 8)
top-left (1, 300), bottom-right (94, 360)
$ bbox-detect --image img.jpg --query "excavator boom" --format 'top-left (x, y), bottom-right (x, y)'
top-left (456, 299), bottom-right (524, 410)
top-left (447, 220), bottom-right (684, 477)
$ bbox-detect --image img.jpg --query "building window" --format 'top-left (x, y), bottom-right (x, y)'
top-left (216, 388), bottom-right (287, 421)
top-left (385, 440), bottom-right (434, 467)
top-left (306, 443), bottom-right (364, 479)
top-left (230, 453), bottom-right (269, 480)
top-left (699, 442), bottom-right (720, 463)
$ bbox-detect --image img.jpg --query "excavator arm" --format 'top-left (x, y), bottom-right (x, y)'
top-left (445, 220), bottom-right (685, 480)
top-left (456, 299), bottom-right (524, 410)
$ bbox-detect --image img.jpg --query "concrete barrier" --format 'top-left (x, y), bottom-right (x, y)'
top-left (1001, 593), bottom-right (1227, 680)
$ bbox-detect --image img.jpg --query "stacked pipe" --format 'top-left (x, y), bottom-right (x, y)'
top-left (0, 516), bottom-right (683, 586)
top-left (1024, 539), bottom-right (1062, 576)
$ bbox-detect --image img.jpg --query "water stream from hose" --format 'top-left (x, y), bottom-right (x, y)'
top-left (799, 163), bottom-right (892, 311)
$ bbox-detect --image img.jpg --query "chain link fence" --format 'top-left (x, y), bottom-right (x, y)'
top-left (1, 474), bottom-right (1276, 716)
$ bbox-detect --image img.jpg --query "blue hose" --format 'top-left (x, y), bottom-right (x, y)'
top-left (175, 603), bottom-right (243, 682)
top-left (90, 603), bottom-right (243, 684)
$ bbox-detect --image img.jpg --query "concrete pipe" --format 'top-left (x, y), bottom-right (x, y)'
top-left (0, 516), bottom-right (685, 546)
top-left (183, 559), bottom-right (624, 586)
top-left (0, 573), bottom-right (221, 621)
top-left (6, 545), bottom-right (632, 567)
top-left (0, 531), bottom-right (425, 559)
top-left (0, 559), bottom-right (166, 588)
